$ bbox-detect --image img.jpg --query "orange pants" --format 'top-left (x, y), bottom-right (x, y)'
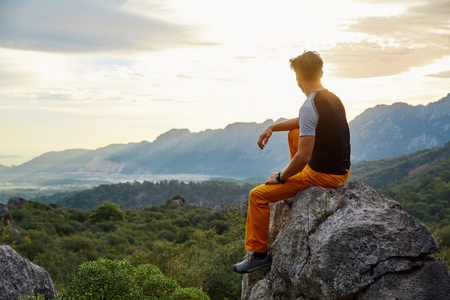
top-left (245, 129), bottom-right (350, 253)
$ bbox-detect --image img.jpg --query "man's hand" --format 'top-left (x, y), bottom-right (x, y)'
top-left (265, 172), bottom-right (281, 185)
top-left (257, 127), bottom-right (273, 150)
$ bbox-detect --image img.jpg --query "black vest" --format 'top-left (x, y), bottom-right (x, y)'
top-left (309, 90), bottom-right (351, 175)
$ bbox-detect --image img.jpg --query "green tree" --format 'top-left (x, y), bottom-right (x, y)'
top-left (60, 258), bottom-right (139, 300)
top-left (89, 202), bottom-right (124, 223)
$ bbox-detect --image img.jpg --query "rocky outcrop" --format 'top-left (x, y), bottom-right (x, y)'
top-left (0, 245), bottom-right (58, 299)
top-left (242, 182), bottom-right (450, 300)
top-left (0, 203), bottom-right (12, 226)
top-left (7, 196), bottom-right (29, 207)
top-left (0, 203), bottom-right (20, 236)
top-left (213, 204), bottom-right (227, 213)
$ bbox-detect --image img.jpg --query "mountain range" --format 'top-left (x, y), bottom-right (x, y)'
top-left (1, 119), bottom-right (290, 178)
top-left (350, 93), bottom-right (450, 161)
top-left (0, 94), bottom-right (449, 184)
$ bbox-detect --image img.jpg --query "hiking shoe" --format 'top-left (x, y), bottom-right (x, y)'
top-left (233, 252), bottom-right (272, 274)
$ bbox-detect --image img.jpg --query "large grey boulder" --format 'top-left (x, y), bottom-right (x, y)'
top-left (243, 182), bottom-right (450, 300)
top-left (0, 245), bottom-right (58, 299)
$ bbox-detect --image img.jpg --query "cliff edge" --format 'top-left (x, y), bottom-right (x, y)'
top-left (242, 182), bottom-right (450, 299)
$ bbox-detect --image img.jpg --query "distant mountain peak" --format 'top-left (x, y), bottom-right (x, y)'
top-left (154, 129), bottom-right (191, 143)
top-left (349, 93), bottom-right (450, 161)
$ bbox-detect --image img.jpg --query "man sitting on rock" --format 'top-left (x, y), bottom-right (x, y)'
top-left (233, 51), bottom-right (351, 273)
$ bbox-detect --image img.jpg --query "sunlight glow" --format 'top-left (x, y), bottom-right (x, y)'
top-left (0, 0), bottom-right (449, 165)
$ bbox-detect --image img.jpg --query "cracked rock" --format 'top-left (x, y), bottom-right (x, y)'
top-left (0, 245), bottom-right (58, 299)
top-left (242, 182), bottom-right (450, 300)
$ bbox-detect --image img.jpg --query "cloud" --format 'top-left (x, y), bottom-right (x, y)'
top-left (0, 91), bottom-right (73, 105)
top-left (324, 0), bottom-right (450, 78)
top-left (0, 0), bottom-right (210, 53)
top-left (0, 69), bottom-right (35, 88)
top-left (426, 70), bottom-right (450, 78)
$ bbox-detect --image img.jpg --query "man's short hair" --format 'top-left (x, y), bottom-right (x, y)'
top-left (289, 51), bottom-right (323, 81)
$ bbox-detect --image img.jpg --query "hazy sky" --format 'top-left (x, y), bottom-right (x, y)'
top-left (1, 0), bottom-right (449, 166)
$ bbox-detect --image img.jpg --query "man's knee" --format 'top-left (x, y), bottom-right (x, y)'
top-left (288, 128), bottom-right (299, 140)
top-left (249, 187), bottom-right (260, 202)
top-left (249, 185), bottom-right (266, 205)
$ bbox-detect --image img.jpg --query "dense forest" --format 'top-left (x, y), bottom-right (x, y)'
top-left (2, 198), bottom-right (246, 299)
top-left (349, 141), bottom-right (450, 190)
top-left (55, 180), bottom-right (258, 211)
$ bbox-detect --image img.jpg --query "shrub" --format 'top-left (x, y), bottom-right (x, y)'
top-left (60, 258), bottom-right (209, 300)
top-left (59, 258), bottom-right (139, 300)
top-left (139, 273), bottom-right (179, 298)
top-left (435, 225), bottom-right (450, 248)
top-left (89, 202), bottom-right (124, 223)
top-left (172, 287), bottom-right (210, 300)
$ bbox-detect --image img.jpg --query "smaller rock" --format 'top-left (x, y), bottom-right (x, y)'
top-left (0, 245), bottom-right (58, 299)
top-left (0, 203), bottom-right (11, 226)
top-left (7, 196), bottom-right (28, 207)
top-left (242, 272), bottom-right (269, 300)
top-left (213, 204), bottom-right (227, 213)
top-left (248, 278), bottom-right (271, 300)
top-left (171, 198), bottom-right (185, 206)
top-left (240, 199), bottom-right (249, 212)
top-left (0, 203), bottom-right (19, 236)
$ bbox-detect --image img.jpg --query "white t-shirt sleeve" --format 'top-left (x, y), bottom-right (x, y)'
top-left (299, 92), bottom-right (319, 136)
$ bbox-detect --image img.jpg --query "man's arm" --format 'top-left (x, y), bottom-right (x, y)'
top-left (265, 135), bottom-right (315, 185)
top-left (257, 118), bottom-right (299, 150)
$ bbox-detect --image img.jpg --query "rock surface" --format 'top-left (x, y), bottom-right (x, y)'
top-left (0, 203), bottom-right (12, 226)
top-left (0, 245), bottom-right (58, 299)
top-left (213, 203), bottom-right (227, 213)
top-left (242, 182), bottom-right (450, 300)
top-left (7, 196), bottom-right (29, 207)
